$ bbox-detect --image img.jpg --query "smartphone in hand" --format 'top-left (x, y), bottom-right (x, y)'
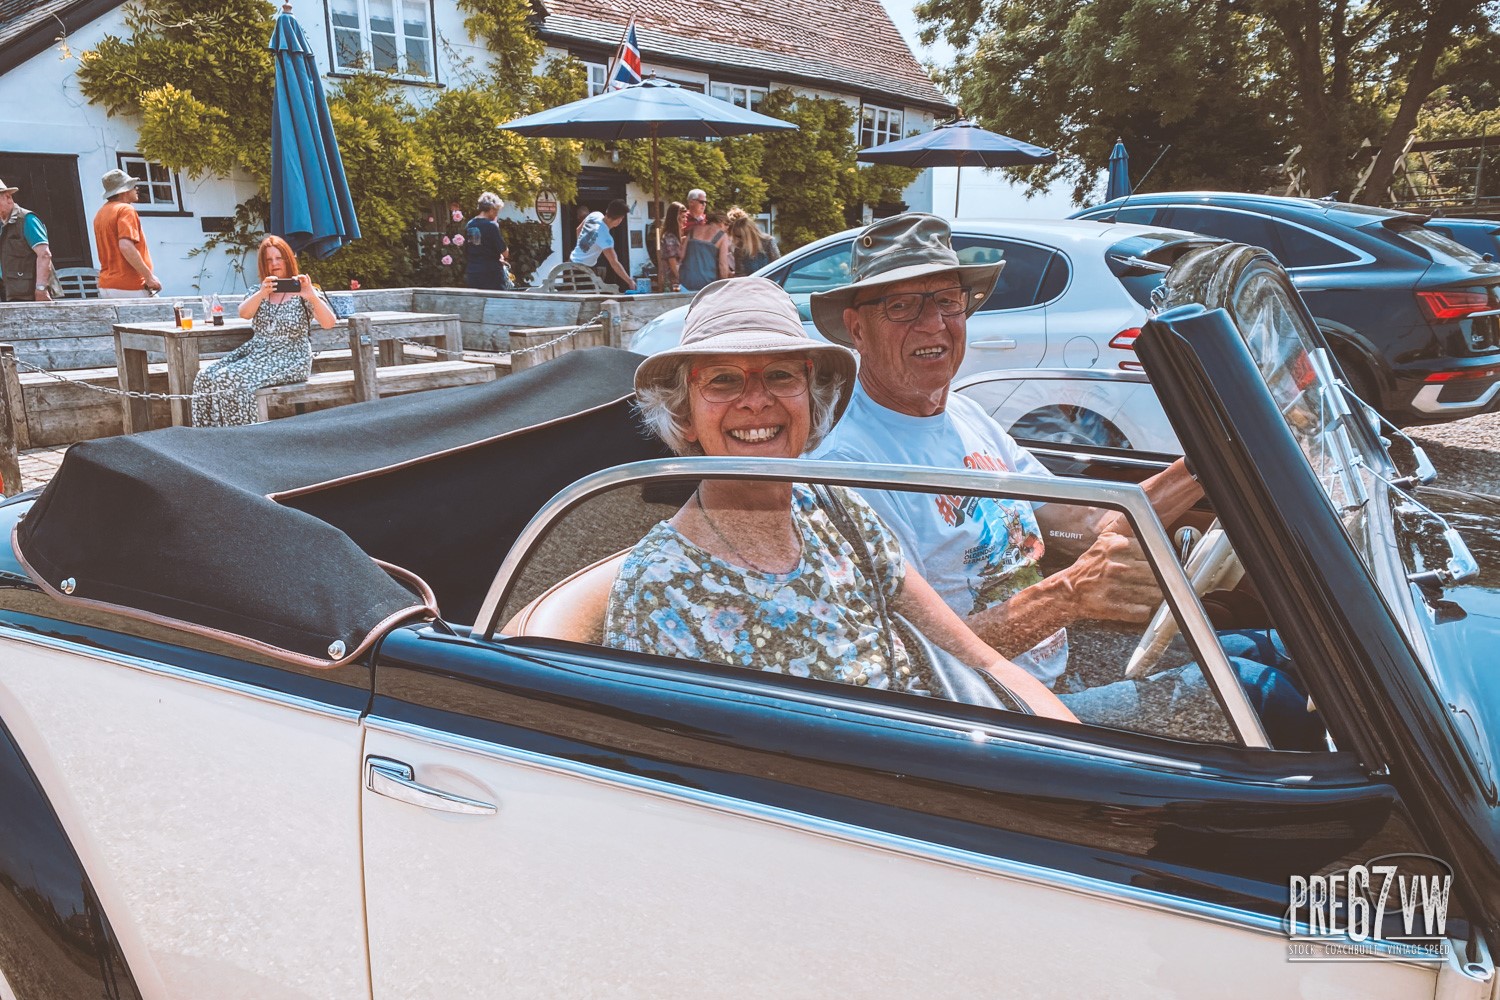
top-left (273, 277), bottom-right (302, 293)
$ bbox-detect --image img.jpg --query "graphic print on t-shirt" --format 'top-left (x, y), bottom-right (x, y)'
top-left (929, 450), bottom-right (1046, 615)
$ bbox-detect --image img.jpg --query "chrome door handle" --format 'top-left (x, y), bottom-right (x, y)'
top-left (365, 756), bottom-right (497, 815)
top-left (972, 338), bottom-right (1017, 349)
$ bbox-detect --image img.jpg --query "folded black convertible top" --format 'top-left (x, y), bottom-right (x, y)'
top-left (13, 348), bottom-right (667, 667)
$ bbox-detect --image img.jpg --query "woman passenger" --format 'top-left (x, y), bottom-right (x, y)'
top-left (606, 277), bottom-right (1074, 719)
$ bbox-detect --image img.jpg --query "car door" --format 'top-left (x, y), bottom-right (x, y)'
top-left (358, 462), bottom-right (1440, 998)
top-left (0, 581), bottom-right (373, 999)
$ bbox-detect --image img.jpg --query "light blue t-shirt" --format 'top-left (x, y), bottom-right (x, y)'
top-left (812, 380), bottom-right (1069, 686)
top-left (570, 212), bottom-right (614, 266)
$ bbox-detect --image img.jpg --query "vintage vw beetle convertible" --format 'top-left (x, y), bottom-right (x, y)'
top-left (1, 247), bottom-right (1498, 999)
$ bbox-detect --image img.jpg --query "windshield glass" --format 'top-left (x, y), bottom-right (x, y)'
top-left (1161, 247), bottom-right (1392, 581)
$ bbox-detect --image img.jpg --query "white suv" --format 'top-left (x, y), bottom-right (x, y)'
top-left (629, 219), bottom-right (1219, 450)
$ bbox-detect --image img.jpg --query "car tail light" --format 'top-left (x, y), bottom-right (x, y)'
top-left (1423, 366), bottom-right (1500, 384)
top-left (1416, 289), bottom-right (1491, 322)
top-left (1111, 328), bottom-right (1144, 369)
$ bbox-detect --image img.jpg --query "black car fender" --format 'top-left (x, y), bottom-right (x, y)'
top-left (0, 710), bottom-right (142, 998)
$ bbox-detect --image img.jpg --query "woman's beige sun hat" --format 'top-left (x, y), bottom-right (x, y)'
top-left (809, 212), bottom-right (1005, 347)
top-left (634, 277), bottom-right (858, 419)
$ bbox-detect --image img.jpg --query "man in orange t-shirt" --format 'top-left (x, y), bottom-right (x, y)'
top-left (93, 168), bottom-right (161, 297)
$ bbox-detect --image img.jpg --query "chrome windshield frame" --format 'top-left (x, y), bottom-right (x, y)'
top-left (472, 456), bottom-right (1272, 749)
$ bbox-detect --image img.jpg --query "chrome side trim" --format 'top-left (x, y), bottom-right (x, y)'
top-left (1410, 380), bottom-right (1500, 414)
top-left (955, 367), bottom-right (1153, 389)
top-left (473, 456), bottom-right (1270, 748)
top-left (362, 714), bottom-right (1426, 967)
top-left (0, 623), bottom-right (364, 723)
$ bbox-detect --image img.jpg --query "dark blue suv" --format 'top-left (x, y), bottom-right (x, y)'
top-left (1073, 193), bottom-right (1500, 423)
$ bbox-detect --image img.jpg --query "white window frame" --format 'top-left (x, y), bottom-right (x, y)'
top-left (859, 104), bottom-right (903, 149)
top-left (117, 154), bottom-right (182, 213)
top-left (710, 82), bottom-right (768, 112)
top-left (328, 0), bottom-right (436, 81)
top-left (583, 61), bottom-right (608, 97)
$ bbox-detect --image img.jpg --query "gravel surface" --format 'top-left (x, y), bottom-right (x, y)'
top-left (1403, 412), bottom-right (1500, 495)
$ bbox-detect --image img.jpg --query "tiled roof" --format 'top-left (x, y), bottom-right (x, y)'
top-left (538, 0), bottom-right (949, 111)
top-left (0, 0), bottom-right (117, 74)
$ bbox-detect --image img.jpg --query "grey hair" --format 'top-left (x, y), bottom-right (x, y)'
top-left (476, 191), bottom-right (503, 211)
top-left (636, 358), bottom-right (845, 456)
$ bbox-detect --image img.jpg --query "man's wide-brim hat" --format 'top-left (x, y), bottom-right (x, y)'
top-left (635, 277), bottom-right (857, 420)
top-left (810, 212), bottom-right (1005, 346)
top-left (0, 179), bottom-right (18, 195)
top-left (101, 168), bottom-right (140, 199)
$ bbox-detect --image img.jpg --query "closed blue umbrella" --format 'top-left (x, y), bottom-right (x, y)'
top-left (503, 78), bottom-right (797, 289)
top-left (857, 118), bottom-right (1056, 217)
top-left (1107, 141), bottom-right (1131, 202)
top-left (269, 3), bottom-right (360, 259)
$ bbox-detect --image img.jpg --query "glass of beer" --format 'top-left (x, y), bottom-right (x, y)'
top-left (180, 307), bottom-right (194, 330)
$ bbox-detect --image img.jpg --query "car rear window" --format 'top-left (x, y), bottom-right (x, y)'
top-left (1274, 224), bottom-right (1360, 267)
top-left (953, 237), bottom-right (1062, 310)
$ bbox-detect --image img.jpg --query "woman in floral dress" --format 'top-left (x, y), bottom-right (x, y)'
top-left (604, 277), bottom-right (1073, 720)
top-left (192, 235), bottom-right (336, 427)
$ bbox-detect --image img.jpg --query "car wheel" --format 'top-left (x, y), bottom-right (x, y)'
top-left (1009, 405), bottom-right (1134, 449)
top-left (1331, 348), bottom-right (1380, 411)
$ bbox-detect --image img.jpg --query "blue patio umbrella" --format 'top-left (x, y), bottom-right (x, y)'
top-left (502, 78), bottom-right (797, 288)
top-left (857, 118), bottom-right (1056, 217)
top-left (1106, 141), bottom-right (1131, 202)
top-left (269, 3), bottom-right (360, 259)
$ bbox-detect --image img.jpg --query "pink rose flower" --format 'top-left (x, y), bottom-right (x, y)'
top-left (442, 236), bottom-right (451, 245)
top-left (451, 209), bottom-right (463, 222)
top-left (426, 216), bottom-right (434, 223)
top-left (350, 280), bottom-right (361, 290)
top-left (452, 234), bottom-right (465, 246)
top-left (441, 254), bottom-right (453, 266)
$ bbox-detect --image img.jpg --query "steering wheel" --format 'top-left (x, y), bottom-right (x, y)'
top-left (1125, 522), bottom-right (1245, 679)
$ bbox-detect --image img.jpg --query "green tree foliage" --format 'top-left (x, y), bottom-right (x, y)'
top-left (77, 0), bottom-right (276, 183)
top-left (918, 0), bottom-right (1500, 204)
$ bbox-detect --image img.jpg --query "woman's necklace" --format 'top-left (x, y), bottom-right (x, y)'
top-left (693, 488), bottom-right (799, 575)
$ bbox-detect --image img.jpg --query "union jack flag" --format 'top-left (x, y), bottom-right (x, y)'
top-left (606, 18), bottom-right (642, 90)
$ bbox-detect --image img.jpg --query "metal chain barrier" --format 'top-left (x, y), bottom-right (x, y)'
top-left (9, 356), bottom-right (230, 400)
top-left (388, 311), bottom-right (609, 359)
top-left (9, 310), bottom-right (612, 401)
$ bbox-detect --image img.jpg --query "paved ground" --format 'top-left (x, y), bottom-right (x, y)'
top-left (18, 445), bottom-right (66, 492)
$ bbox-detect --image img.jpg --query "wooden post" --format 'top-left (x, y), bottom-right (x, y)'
top-left (602, 300), bottom-right (622, 349)
top-left (0, 345), bottom-right (24, 497)
top-left (348, 315), bottom-right (379, 402)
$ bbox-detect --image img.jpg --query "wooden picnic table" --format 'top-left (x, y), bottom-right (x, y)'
top-left (111, 311), bottom-right (462, 432)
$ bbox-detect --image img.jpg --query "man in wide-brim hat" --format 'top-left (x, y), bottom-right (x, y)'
top-left (806, 212), bottom-right (1323, 749)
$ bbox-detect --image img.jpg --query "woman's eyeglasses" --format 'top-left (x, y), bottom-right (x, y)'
top-left (690, 359), bottom-right (813, 403)
top-left (855, 286), bottom-right (971, 323)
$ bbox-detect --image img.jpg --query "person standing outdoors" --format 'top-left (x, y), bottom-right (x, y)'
top-left (464, 192), bottom-right (509, 290)
top-left (93, 168), bottom-right (161, 298)
top-left (570, 199), bottom-right (633, 290)
top-left (0, 180), bottom-right (61, 301)
top-left (678, 212), bottom-right (733, 291)
top-left (682, 189), bottom-right (707, 235)
top-left (726, 207), bottom-right (780, 277)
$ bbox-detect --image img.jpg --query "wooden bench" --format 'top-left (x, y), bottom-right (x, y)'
top-left (253, 314), bottom-right (493, 421)
top-left (507, 303), bottom-right (619, 372)
top-left (542, 262), bottom-right (621, 294)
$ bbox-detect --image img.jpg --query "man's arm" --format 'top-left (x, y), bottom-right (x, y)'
top-left (600, 246), bottom-right (632, 287)
top-left (117, 239), bottom-right (161, 292)
top-left (31, 243), bottom-right (53, 301)
top-left (1034, 457), bottom-right (1202, 557)
top-left (966, 531), bottom-right (1165, 656)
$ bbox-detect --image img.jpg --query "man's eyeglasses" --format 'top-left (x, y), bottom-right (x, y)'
top-left (855, 286), bottom-right (971, 323)
top-left (690, 359), bottom-right (812, 403)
